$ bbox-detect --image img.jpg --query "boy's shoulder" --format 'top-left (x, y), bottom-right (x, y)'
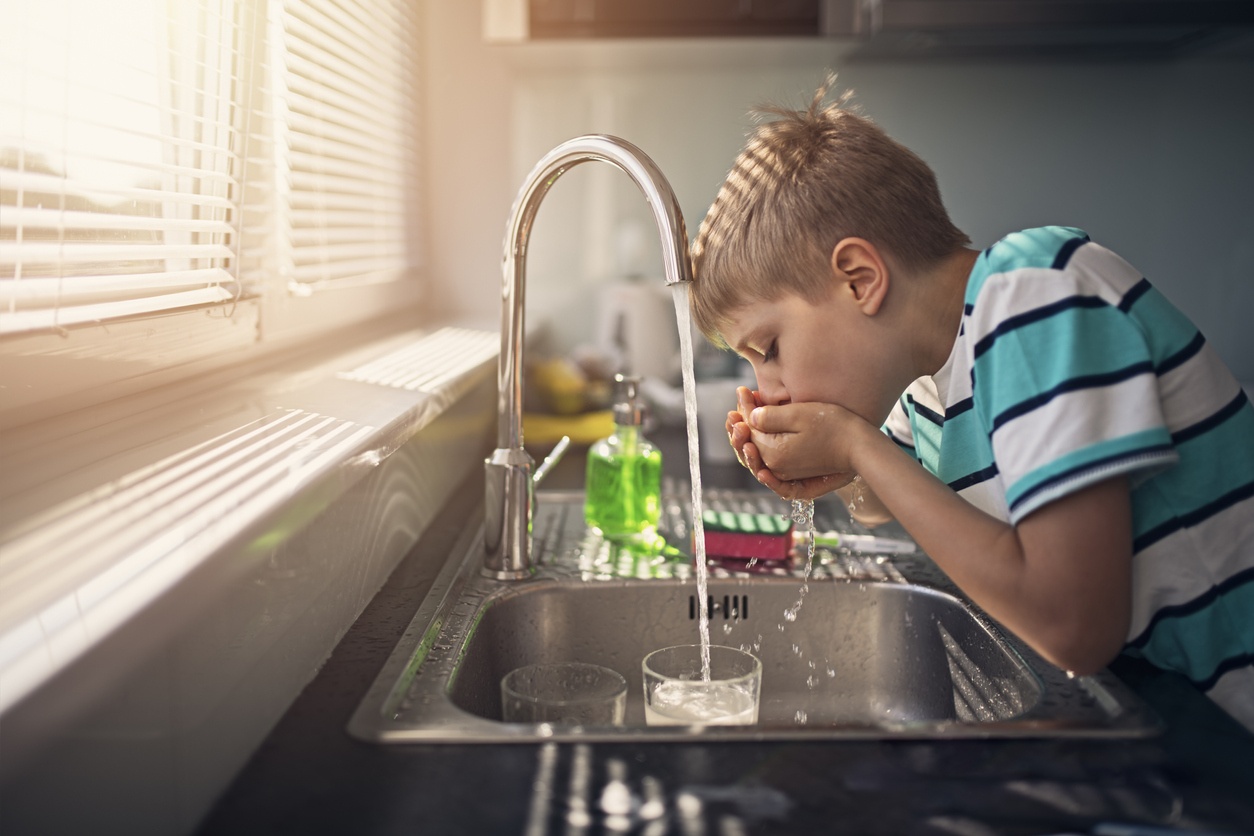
top-left (967, 226), bottom-right (1090, 301)
top-left (981, 225), bottom-right (1089, 273)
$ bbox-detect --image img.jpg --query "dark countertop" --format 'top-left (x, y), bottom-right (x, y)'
top-left (198, 433), bottom-right (1254, 836)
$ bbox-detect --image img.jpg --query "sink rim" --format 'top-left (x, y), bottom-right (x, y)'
top-left (348, 496), bottom-right (1163, 744)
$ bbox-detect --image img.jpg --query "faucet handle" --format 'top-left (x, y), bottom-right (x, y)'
top-left (532, 435), bottom-right (571, 486)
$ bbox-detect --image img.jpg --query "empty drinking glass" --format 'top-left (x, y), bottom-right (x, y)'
top-left (500, 662), bottom-right (627, 725)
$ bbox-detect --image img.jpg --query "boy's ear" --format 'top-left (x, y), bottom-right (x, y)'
top-left (830, 238), bottom-right (889, 316)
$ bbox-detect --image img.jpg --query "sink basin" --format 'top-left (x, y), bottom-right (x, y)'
top-left (449, 579), bottom-right (1038, 728)
top-left (349, 490), bottom-right (1160, 742)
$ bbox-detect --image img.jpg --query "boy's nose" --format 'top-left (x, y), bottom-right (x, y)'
top-left (755, 379), bottom-right (790, 407)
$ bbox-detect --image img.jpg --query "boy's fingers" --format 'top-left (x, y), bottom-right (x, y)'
top-left (727, 421), bottom-right (752, 468)
top-left (740, 439), bottom-right (759, 468)
top-left (736, 387), bottom-right (757, 417)
top-left (746, 405), bottom-right (779, 431)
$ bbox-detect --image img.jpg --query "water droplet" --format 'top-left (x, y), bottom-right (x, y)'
top-left (794, 709), bottom-right (808, 725)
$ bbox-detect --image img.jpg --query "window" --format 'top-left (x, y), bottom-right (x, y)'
top-left (0, 0), bottom-right (423, 424)
top-left (271, 0), bottom-right (420, 293)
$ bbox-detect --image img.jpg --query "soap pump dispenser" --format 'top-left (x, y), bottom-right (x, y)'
top-left (584, 374), bottom-right (662, 542)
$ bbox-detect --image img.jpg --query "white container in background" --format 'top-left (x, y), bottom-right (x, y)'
top-left (597, 279), bottom-right (679, 381)
top-left (696, 377), bottom-right (743, 464)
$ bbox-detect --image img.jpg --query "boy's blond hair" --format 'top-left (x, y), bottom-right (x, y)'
top-left (690, 75), bottom-right (970, 347)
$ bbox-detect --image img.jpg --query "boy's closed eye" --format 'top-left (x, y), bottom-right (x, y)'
top-left (739, 338), bottom-right (776, 364)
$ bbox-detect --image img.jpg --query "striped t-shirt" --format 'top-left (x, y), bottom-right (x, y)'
top-left (883, 226), bottom-right (1254, 731)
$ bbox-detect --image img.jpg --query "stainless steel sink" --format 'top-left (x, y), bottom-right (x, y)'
top-left (349, 490), bottom-right (1160, 742)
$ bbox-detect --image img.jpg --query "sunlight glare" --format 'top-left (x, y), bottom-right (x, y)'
top-left (1, 0), bottom-right (164, 197)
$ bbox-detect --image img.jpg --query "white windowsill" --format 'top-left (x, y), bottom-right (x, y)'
top-left (0, 316), bottom-right (499, 717)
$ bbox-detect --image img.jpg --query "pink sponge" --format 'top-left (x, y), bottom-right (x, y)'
top-left (698, 509), bottom-right (794, 561)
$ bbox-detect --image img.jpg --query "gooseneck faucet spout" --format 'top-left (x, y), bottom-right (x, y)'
top-left (484, 135), bottom-right (693, 579)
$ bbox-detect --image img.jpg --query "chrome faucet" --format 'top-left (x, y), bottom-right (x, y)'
top-left (484, 135), bottom-right (693, 579)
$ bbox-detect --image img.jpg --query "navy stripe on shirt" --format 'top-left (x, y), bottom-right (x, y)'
top-left (1051, 234), bottom-right (1090, 270)
top-left (973, 295), bottom-right (1108, 361)
top-left (1158, 331), bottom-right (1206, 376)
top-left (1128, 567), bottom-right (1254, 650)
top-left (1008, 441), bottom-right (1175, 516)
top-left (1117, 277), bottom-right (1152, 313)
top-left (906, 395), bottom-right (945, 427)
top-left (991, 361), bottom-right (1156, 433)
top-left (1134, 478), bottom-right (1254, 553)
top-left (946, 397), bottom-right (974, 419)
top-left (1198, 652), bottom-right (1254, 692)
top-left (948, 463), bottom-right (999, 493)
top-left (1172, 389), bottom-right (1248, 446)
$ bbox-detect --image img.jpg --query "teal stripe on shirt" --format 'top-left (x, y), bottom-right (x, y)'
top-left (933, 409), bottom-right (996, 487)
top-left (1005, 427), bottom-right (1175, 513)
top-left (1122, 283), bottom-right (1202, 365)
top-left (973, 305), bottom-right (1152, 427)
top-left (1132, 400), bottom-right (1254, 542)
top-left (1132, 575), bottom-right (1254, 686)
top-left (906, 401), bottom-right (944, 466)
top-left (1172, 405), bottom-right (1254, 502)
top-left (967, 226), bottom-right (1087, 301)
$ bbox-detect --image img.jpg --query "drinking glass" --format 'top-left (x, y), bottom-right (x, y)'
top-left (642, 645), bottom-right (761, 726)
top-left (500, 662), bottom-right (627, 725)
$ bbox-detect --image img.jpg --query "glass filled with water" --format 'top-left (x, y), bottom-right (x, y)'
top-left (642, 644), bottom-right (761, 726)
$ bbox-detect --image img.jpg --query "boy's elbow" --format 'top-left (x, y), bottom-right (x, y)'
top-left (1033, 621), bottom-right (1126, 677)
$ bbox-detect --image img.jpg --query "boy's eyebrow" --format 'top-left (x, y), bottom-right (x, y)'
top-left (728, 326), bottom-right (763, 358)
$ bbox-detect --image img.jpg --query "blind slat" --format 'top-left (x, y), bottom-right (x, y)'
top-left (1, 0), bottom-right (242, 327)
top-left (275, 0), bottom-right (419, 289)
top-left (1, 170), bottom-right (237, 213)
top-left (1, 0), bottom-right (422, 331)
top-left (2, 269), bottom-right (235, 304)
top-left (0, 285), bottom-right (237, 335)
top-left (289, 227), bottom-right (406, 247)
top-left (2, 207), bottom-right (234, 236)
top-left (0, 243), bottom-right (236, 267)
top-left (288, 192), bottom-right (406, 213)
top-left (284, 111), bottom-right (409, 160)
top-left (288, 263), bottom-right (404, 285)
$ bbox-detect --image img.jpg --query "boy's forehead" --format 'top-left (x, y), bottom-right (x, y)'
top-left (721, 305), bottom-right (772, 354)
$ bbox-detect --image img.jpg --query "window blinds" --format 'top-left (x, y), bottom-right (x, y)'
top-left (0, 0), bottom-right (421, 337)
top-left (272, 0), bottom-right (419, 292)
top-left (0, 0), bottom-right (243, 335)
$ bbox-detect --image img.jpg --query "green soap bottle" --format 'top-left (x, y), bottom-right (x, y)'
top-left (585, 374), bottom-right (662, 541)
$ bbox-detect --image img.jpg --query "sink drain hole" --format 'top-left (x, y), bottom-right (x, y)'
top-left (689, 594), bottom-right (748, 621)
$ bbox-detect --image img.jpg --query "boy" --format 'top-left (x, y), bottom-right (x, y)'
top-left (691, 78), bottom-right (1254, 732)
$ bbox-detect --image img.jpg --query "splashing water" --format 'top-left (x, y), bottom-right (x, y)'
top-left (783, 498), bottom-right (816, 622)
top-left (672, 285), bottom-right (711, 680)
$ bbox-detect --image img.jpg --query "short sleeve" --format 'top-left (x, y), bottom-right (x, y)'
top-left (968, 262), bottom-right (1178, 523)
top-left (881, 394), bottom-right (920, 462)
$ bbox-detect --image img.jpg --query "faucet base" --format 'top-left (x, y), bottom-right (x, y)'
top-left (483, 449), bottom-right (535, 577)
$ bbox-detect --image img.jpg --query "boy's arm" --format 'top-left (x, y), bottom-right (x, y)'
top-left (834, 476), bottom-right (895, 528)
top-left (846, 420), bottom-right (1133, 675)
top-left (743, 401), bottom-right (1132, 675)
